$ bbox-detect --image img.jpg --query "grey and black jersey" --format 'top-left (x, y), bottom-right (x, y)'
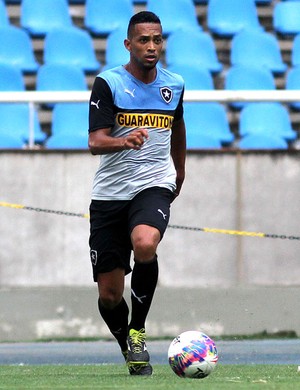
top-left (89, 65), bottom-right (184, 200)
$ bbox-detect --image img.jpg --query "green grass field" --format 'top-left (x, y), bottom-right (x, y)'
top-left (0, 364), bottom-right (299, 390)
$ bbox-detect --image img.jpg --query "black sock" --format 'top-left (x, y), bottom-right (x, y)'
top-left (129, 255), bottom-right (159, 331)
top-left (98, 297), bottom-right (129, 352)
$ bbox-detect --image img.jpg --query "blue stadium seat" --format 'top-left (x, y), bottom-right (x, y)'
top-left (147, 0), bottom-right (201, 36)
top-left (230, 29), bottom-right (287, 75)
top-left (0, 133), bottom-right (24, 149)
top-left (273, 1), bottom-right (300, 36)
top-left (36, 64), bottom-right (88, 108)
top-left (255, 0), bottom-right (272, 4)
top-left (46, 133), bottom-right (88, 149)
top-left (0, 103), bottom-right (46, 145)
top-left (225, 65), bottom-right (275, 109)
top-left (239, 134), bottom-right (288, 150)
top-left (166, 29), bottom-right (222, 74)
top-left (21, 0), bottom-right (73, 37)
top-left (102, 27), bottom-right (129, 71)
top-left (239, 103), bottom-right (298, 142)
top-left (36, 64), bottom-right (88, 92)
top-left (187, 132), bottom-right (222, 149)
top-left (167, 64), bottom-right (214, 90)
top-left (0, 26), bottom-right (39, 73)
top-left (51, 103), bottom-right (89, 136)
top-left (0, 63), bottom-right (25, 91)
top-left (285, 66), bottom-right (300, 110)
top-left (47, 103), bottom-right (89, 149)
top-left (291, 34), bottom-right (300, 67)
top-left (85, 0), bottom-right (133, 36)
top-left (43, 27), bottom-right (101, 73)
top-left (184, 102), bottom-right (234, 146)
top-left (0, 0), bottom-right (9, 27)
top-left (207, 0), bottom-right (263, 37)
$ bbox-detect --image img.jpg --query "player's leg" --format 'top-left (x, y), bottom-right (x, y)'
top-left (89, 199), bottom-right (132, 357)
top-left (129, 225), bottom-right (160, 332)
top-left (97, 268), bottom-right (129, 355)
top-left (126, 187), bottom-right (174, 375)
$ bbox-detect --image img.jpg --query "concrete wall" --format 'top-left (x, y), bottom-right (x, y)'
top-left (1, 151), bottom-right (299, 287)
top-left (1, 150), bottom-right (300, 340)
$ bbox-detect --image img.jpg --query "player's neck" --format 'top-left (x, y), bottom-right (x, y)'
top-left (125, 62), bottom-right (157, 84)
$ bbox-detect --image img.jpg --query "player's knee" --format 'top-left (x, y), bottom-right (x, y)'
top-left (99, 289), bottom-right (122, 310)
top-left (133, 237), bottom-right (156, 261)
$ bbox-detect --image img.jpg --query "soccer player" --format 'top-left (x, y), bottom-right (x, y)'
top-left (88, 11), bottom-right (186, 375)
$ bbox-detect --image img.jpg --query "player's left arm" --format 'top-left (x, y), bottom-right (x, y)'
top-left (171, 116), bottom-right (186, 197)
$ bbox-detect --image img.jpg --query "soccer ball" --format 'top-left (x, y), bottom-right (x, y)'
top-left (168, 330), bottom-right (218, 379)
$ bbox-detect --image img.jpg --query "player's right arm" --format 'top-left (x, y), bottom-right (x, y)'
top-left (89, 127), bottom-right (149, 155)
top-left (88, 77), bottom-right (148, 155)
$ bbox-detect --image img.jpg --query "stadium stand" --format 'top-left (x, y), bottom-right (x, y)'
top-left (230, 29), bottom-right (287, 75)
top-left (239, 102), bottom-right (298, 142)
top-left (43, 27), bottom-right (101, 73)
top-left (184, 102), bottom-right (234, 147)
top-left (0, 25), bottom-right (39, 73)
top-left (0, 133), bottom-right (24, 148)
top-left (36, 64), bottom-right (88, 109)
top-left (166, 64), bottom-right (214, 90)
top-left (224, 65), bottom-right (276, 109)
top-left (102, 27), bottom-right (130, 71)
top-left (46, 103), bottom-right (89, 149)
top-left (165, 28), bottom-right (222, 74)
top-left (147, 0), bottom-right (201, 36)
top-left (273, 1), bottom-right (300, 36)
top-left (0, 63), bottom-right (25, 91)
top-left (36, 64), bottom-right (88, 93)
top-left (291, 33), bottom-right (300, 67)
top-left (0, 103), bottom-right (46, 145)
top-left (239, 133), bottom-right (288, 149)
top-left (0, 0), bottom-right (9, 27)
top-left (207, 0), bottom-right (263, 37)
top-left (20, 0), bottom-right (73, 37)
top-left (0, 0), bottom-right (300, 150)
top-left (186, 132), bottom-right (222, 149)
top-left (285, 66), bottom-right (300, 110)
top-left (84, 0), bottom-right (134, 36)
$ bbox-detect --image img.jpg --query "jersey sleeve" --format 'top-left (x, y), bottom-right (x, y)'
top-left (173, 88), bottom-right (184, 121)
top-left (88, 77), bottom-right (115, 133)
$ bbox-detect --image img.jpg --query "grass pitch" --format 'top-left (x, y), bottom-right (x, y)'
top-left (0, 364), bottom-right (299, 389)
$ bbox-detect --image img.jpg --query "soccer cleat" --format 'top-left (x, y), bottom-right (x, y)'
top-left (128, 362), bottom-right (153, 376)
top-left (127, 328), bottom-right (149, 363)
top-left (127, 328), bottom-right (152, 375)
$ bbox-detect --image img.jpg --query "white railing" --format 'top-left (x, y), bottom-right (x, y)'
top-left (0, 90), bottom-right (300, 148)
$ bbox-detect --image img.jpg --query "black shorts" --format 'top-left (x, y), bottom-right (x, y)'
top-left (89, 186), bottom-right (175, 281)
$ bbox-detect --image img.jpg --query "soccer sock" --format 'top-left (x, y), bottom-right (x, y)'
top-left (98, 297), bottom-right (129, 352)
top-left (129, 255), bottom-right (159, 332)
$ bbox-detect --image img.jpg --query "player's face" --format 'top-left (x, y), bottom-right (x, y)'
top-left (125, 23), bottom-right (163, 69)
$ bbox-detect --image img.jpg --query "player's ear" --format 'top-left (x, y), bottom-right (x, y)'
top-left (124, 38), bottom-right (131, 52)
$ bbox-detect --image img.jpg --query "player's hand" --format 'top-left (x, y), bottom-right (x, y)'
top-left (123, 129), bottom-right (149, 150)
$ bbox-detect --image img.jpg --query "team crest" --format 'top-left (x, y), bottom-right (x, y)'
top-left (90, 250), bottom-right (98, 265)
top-left (160, 87), bottom-right (173, 104)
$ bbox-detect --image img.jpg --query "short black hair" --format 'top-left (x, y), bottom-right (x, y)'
top-left (127, 11), bottom-right (161, 38)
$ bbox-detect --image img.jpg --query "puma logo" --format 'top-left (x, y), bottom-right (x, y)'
top-left (91, 100), bottom-right (100, 109)
top-left (158, 209), bottom-right (167, 220)
top-left (131, 289), bottom-right (147, 304)
top-left (124, 88), bottom-right (135, 98)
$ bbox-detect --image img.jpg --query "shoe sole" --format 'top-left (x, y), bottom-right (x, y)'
top-left (128, 362), bottom-right (153, 376)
